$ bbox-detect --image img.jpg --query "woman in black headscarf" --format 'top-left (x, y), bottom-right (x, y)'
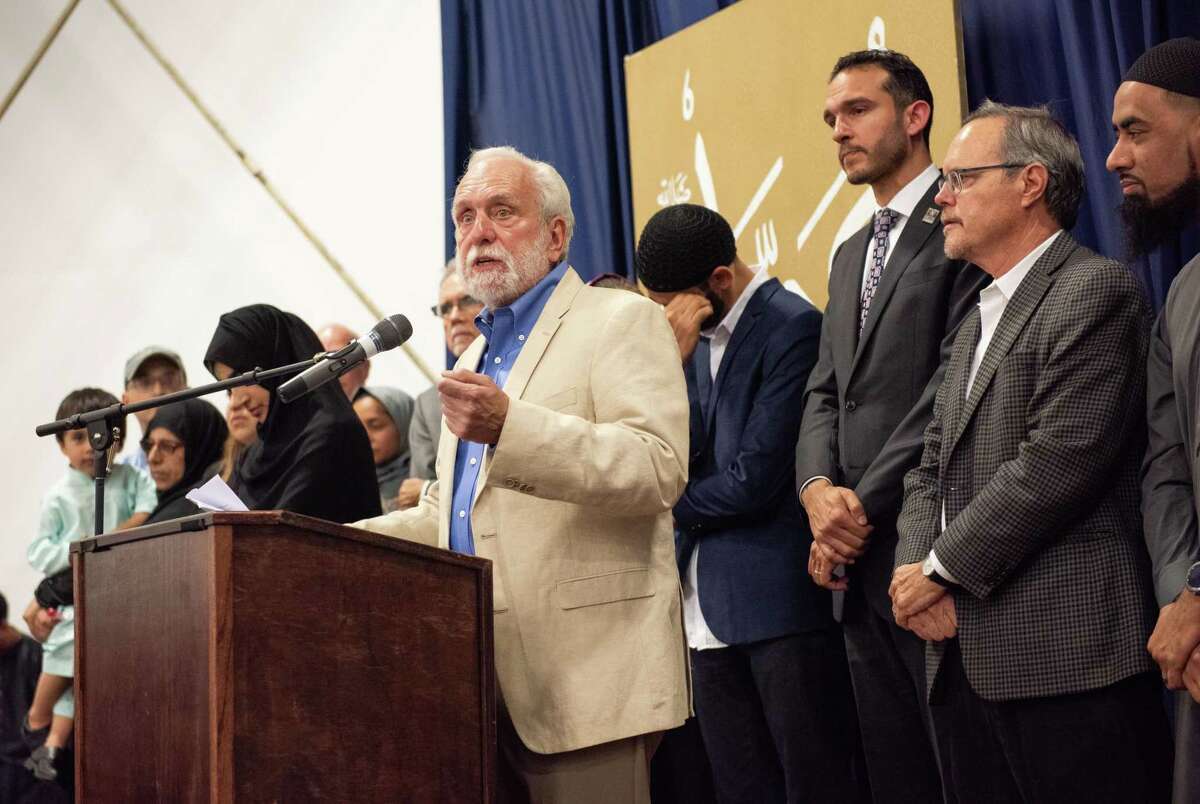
top-left (144, 398), bottom-right (229, 524)
top-left (204, 304), bottom-right (381, 522)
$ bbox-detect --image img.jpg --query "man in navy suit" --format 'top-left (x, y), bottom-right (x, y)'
top-left (637, 204), bottom-right (861, 804)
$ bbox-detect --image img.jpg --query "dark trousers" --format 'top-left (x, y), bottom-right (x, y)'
top-left (1174, 692), bottom-right (1200, 803)
top-left (690, 629), bottom-right (865, 804)
top-left (931, 640), bottom-right (1173, 804)
top-left (842, 593), bottom-right (943, 803)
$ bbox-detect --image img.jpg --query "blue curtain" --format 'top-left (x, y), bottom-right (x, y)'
top-left (440, 0), bottom-right (733, 281)
top-left (960, 0), bottom-right (1200, 307)
top-left (442, 0), bottom-right (1199, 305)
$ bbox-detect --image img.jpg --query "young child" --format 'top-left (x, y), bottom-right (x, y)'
top-left (24, 388), bottom-right (157, 781)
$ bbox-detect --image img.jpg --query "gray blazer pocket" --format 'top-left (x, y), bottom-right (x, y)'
top-left (556, 567), bottom-right (656, 610)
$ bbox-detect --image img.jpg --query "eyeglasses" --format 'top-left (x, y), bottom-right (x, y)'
top-left (937, 163), bottom-right (1028, 195)
top-left (140, 438), bottom-right (183, 457)
top-left (431, 295), bottom-right (483, 318)
top-left (129, 369), bottom-right (184, 393)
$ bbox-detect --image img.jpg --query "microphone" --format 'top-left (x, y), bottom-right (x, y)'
top-left (278, 314), bottom-right (413, 404)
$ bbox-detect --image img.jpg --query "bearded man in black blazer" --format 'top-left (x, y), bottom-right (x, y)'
top-left (796, 50), bottom-right (985, 802)
top-left (891, 102), bottom-right (1171, 801)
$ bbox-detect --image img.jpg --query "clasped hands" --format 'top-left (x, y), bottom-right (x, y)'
top-left (1148, 590), bottom-right (1200, 703)
top-left (889, 563), bottom-right (957, 642)
top-left (802, 479), bottom-right (873, 591)
top-left (438, 369), bottom-right (509, 445)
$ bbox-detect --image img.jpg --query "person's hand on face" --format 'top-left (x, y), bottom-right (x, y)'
top-left (662, 293), bottom-right (714, 363)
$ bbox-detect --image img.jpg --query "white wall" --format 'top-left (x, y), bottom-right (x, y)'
top-left (0, 0), bottom-right (445, 615)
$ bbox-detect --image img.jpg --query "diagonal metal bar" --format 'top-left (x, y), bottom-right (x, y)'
top-left (0, 0), bottom-right (82, 126)
top-left (105, 0), bottom-right (437, 383)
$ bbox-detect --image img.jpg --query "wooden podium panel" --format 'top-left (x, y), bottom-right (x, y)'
top-left (72, 511), bottom-right (494, 802)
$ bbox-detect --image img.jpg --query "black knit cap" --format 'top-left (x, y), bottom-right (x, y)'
top-left (1124, 37), bottom-right (1200, 99)
top-left (635, 204), bottom-right (736, 292)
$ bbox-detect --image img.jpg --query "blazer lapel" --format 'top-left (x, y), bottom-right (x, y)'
top-left (474, 266), bottom-right (582, 492)
top-left (851, 182), bottom-right (943, 376)
top-left (944, 233), bottom-right (1076, 457)
top-left (707, 280), bottom-right (777, 428)
top-left (693, 337), bottom-right (713, 425)
top-left (436, 334), bottom-right (487, 548)
top-left (939, 311), bottom-right (980, 473)
top-left (835, 227), bottom-right (872, 379)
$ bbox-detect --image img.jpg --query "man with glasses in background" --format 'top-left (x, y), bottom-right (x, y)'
top-left (889, 101), bottom-right (1170, 800)
top-left (118, 346), bottom-right (188, 473)
top-left (395, 261), bottom-right (483, 508)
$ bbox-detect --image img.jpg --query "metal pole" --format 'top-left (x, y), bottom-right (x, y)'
top-left (104, 0), bottom-right (438, 384)
top-left (0, 0), bottom-right (82, 125)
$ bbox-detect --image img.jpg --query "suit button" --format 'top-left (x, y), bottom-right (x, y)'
top-left (505, 479), bottom-right (517, 489)
top-left (845, 400), bottom-right (857, 412)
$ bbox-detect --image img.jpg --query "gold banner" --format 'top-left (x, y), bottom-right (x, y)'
top-left (625, 0), bottom-right (965, 309)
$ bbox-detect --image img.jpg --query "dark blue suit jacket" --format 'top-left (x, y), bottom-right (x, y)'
top-left (675, 278), bottom-right (833, 645)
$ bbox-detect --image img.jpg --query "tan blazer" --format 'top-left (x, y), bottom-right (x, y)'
top-left (352, 267), bottom-right (691, 754)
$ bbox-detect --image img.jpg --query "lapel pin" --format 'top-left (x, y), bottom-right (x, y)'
top-left (922, 207), bottom-right (940, 224)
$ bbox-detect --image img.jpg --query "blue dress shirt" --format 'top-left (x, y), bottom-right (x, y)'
top-left (448, 262), bottom-right (568, 554)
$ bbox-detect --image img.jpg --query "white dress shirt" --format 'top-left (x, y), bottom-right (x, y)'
top-left (799, 163), bottom-right (942, 500)
top-left (930, 230), bottom-right (1063, 582)
top-left (859, 162), bottom-right (942, 295)
top-left (683, 266), bottom-right (771, 650)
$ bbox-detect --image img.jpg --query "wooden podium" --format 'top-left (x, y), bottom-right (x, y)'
top-left (70, 511), bottom-right (495, 802)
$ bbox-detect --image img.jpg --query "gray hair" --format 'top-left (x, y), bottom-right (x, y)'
top-left (964, 100), bottom-right (1085, 230)
top-left (439, 258), bottom-right (457, 287)
top-left (462, 146), bottom-right (576, 261)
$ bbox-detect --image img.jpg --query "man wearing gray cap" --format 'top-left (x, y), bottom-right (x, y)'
top-left (1109, 36), bottom-right (1200, 801)
top-left (118, 346), bottom-right (188, 472)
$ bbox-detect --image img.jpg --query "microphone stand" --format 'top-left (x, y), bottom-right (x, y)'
top-left (34, 356), bottom-right (326, 539)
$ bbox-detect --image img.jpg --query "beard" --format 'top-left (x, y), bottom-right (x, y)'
top-left (842, 118), bottom-right (908, 186)
top-left (457, 227), bottom-right (553, 309)
top-left (1119, 162), bottom-right (1200, 261)
top-left (700, 286), bottom-right (726, 331)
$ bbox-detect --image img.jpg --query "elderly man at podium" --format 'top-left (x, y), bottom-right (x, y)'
top-left (351, 146), bottom-right (690, 804)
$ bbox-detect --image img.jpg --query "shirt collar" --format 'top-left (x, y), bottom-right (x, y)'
top-left (476, 261), bottom-right (569, 343)
top-left (873, 162), bottom-right (941, 221)
top-left (702, 266), bottom-right (771, 340)
top-left (988, 230), bottom-right (1063, 301)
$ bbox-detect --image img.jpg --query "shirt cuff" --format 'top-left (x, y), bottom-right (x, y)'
top-left (1155, 556), bottom-right (1196, 608)
top-left (928, 549), bottom-right (960, 585)
top-left (799, 475), bottom-right (832, 505)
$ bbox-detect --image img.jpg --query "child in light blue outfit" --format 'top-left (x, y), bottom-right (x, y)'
top-left (25, 388), bottom-right (156, 781)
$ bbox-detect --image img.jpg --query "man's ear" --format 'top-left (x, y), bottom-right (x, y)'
top-left (904, 100), bottom-right (932, 142)
top-left (545, 217), bottom-right (568, 262)
top-left (707, 265), bottom-right (734, 293)
top-left (1019, 163), bottom-right (1050, 212)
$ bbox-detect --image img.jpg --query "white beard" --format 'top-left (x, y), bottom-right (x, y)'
top-left (457, 227), bottom-right (553, 309)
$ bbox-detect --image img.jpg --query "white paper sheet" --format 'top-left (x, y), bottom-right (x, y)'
top-left (185, 475), bottom-right (250, 512)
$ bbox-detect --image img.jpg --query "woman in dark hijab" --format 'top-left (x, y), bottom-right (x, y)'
top-left (204, 304), bottom-right (381, 522)
top-left (352, 386), bottom-right (415, 512)
top-left (144, 398), bottom-right (229, 524)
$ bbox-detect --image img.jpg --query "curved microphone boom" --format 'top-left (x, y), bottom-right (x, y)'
top-left (277, 314), bottom-right (413, 404)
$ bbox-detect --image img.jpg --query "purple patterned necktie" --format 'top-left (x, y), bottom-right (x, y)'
top-left (859, 208), bottom-right (897, 333)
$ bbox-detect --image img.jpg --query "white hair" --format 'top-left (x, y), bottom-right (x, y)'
top-left (462, 146), bottom-right (575, 261)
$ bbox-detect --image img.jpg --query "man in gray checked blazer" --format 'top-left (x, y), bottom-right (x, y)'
top-left (890, 102), bottom-right (1172, 801)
